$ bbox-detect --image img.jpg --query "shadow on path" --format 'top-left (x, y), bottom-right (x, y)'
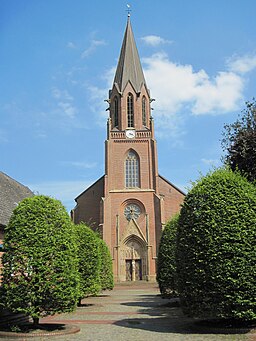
top-left (115, 294), bottom-right (253, 336)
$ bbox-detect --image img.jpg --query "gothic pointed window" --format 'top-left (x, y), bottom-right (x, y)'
top-left (114, 96), bottom-right (119, 127)
top-left (127, 93), bottom-right (134, 128)
top-left (125, 150), bottom-right (140, 188)
top-left (142, 96), bottom-right (146, 126)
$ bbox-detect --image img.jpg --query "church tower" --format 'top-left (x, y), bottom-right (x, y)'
top-left (73, 16), bottom-right (184, 282)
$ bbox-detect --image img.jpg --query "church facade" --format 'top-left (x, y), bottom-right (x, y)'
top-left (72, 17), bottom-right (185, 282)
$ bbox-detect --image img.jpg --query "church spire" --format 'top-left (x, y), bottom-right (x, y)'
top-left (113, 16), bottom-right (146, 94)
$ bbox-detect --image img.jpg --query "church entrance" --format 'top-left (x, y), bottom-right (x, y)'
top-left (125, 259), bottom-right (142, 281)
top-left (119, 235), bottom-right (147, 282)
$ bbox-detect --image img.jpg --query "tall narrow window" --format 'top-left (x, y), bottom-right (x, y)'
top-left (142, 96), bottom-right (146, 126)
top-left (114, 96), bottom-right (119, 127)
top-left (125, 150), bottom-right (140, 188)
top-left (127, 93), bottom-right (134, 127)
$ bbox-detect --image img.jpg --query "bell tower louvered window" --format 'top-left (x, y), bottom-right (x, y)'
top-left (114, 96), bottom-right (119, 127)
top-left (127, 93), bottom-right (134, 128)
top-left (125, 150), bottom-right (140, 188)
top-left (142, 96), bottom-right (146, 126)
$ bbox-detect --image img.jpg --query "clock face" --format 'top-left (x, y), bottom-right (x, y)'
top-left (124, 204), bottom-right (141, 220)
top-left (125, 130), bottom-right (135, 138)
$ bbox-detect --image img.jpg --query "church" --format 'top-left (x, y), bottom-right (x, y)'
top-left (72, 15), bottom-right (185, 282)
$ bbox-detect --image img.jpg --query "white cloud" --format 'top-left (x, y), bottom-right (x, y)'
top-left (141, 35), bottom-right (172, 47)
top-left (143, 52), bottom-right (244, 118)
top-left (67, 41), bottom-right (76, 49)
top-left (51, 87), bottom-right (77, 119)
top-left (62, 161), bottom-right (97, 169)
top-left (201, 158), bottom-right (221, 167)
top-left (228, 54), bottom-right (256, 74)
top-left (81, 39), bottom-right (106, 58)
top-left (57, 102), bottom-right (76, 118)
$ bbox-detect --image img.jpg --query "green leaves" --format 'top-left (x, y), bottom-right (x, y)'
top-left (222, 99), bottom-right (256, 182)
top-left (176, 168), bottom-right (256, 321)
top-left (1, 195), bottom-right (80, 321)
top-left (157, 214), bottom-right (179, 297)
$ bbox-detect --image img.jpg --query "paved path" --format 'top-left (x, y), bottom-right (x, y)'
top-left (39, 282), bottom-right (254, 341)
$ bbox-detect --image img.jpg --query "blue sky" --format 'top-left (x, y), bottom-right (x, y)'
top-left (1, 0), bottom-right (256, 212)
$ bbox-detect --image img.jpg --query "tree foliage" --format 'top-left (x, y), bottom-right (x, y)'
top-left (176, 168), bottom-right (256, 321)
top-left (157, 214), bottom-right (179, 297)
top-left (97, 238), bottom-right (114, 291)
top-left (1, 195), bottom-right (80, 324)
top-left (222, 99), bottom-right (256, 182)
top-left (74, 223), bottom-right (101, 302)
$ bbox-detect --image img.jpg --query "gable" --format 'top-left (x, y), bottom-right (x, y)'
top-left (0, 172), bottom-right (34, 227)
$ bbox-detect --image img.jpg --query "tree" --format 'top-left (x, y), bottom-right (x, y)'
top-left (222, 99), bottom-right (256, 182)
top-left (74, 223), bottom-right (101, 303)
top-left (176, 168), bottom-right (256, 321)
top-left (97, 238), bottom-right (114, 291)
top-left (1, 195), bottom-right (80, 325)
top-left (156, 214), bottom-right (179, 297)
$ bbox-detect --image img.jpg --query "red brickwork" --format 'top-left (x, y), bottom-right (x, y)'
top-left (73, 18), bottom-right (185, 282)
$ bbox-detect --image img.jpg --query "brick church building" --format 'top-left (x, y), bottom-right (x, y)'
top-left (72, 16), bottom-right (185, 282)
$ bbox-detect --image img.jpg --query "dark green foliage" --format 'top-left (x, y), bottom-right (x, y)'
top-left (74, 223), bottom-right (101, 300)
top-left (157, 214), bottom-right (179, 297)
top-left (176, 169), bottom-right (256, 321)
top-left (97, 238), bottom-right (114, 291)
top-left (1, 195), bottom-right (80, 324)
top-left (222, 99), bottom-right (256, 182)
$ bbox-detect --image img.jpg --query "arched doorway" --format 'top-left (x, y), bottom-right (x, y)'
top-left (120, 235), bottom-right (147, 281)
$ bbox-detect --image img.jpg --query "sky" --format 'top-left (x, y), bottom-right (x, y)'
top-left (1, 0), bottom-right (256, 212)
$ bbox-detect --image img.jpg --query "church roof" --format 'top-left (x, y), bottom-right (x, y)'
top-left (113, 16), bottom-right (147, 94)
top-left (0, 172), bottom-right (34, 227)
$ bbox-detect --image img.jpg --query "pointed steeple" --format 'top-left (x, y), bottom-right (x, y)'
top-left (113, 17), bottom-right (146, 94)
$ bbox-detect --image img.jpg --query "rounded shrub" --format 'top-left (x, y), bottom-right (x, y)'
top-left (74, 223), bottom-right (101, 302)
top-left (1, 195), bottom-right (80, 325)
top-left (176, 168), bottom-right (256, 321)
top-left (157, 214), bottom-right (179, 297)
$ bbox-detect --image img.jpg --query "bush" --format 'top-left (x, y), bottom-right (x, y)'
top-left (176, 168), bottom-right (256, 321)
top-left (1, 195), bottom-right (80, 325)
top-left (74, 223), bottom-right (101, 302)
top-left (157, 214), bottom-right (179, 297)
top-left (97, 238), bottom-right (114, 291)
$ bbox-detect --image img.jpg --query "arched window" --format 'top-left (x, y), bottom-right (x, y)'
top-left (142, 96), bottom-right (146, 126)
top-left (127, 93), bottom-right (134, 128)
top-left (114, 96), bottom-right (119, 127)
top-left (125, 150), bottom-right (140, 188)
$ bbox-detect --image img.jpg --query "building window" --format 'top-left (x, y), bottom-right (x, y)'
top-left (125, 150), bottom-right (140, 188)
top-left (142, 96), bottom-right (146, 126)
top-left (114, 96), bottom-right (119, 127)
top-left (127, 93), bottom-right (134, 128)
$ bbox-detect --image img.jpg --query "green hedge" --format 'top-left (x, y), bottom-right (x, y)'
top-left (1, 195), bottom-right (80, 324)
top-left (157, 214), bottom-right (179, 297)
top-left (176, 168), bottom-right (256, 321)
top-left (97, 238), bottom-right (114, 291)
top-left (74, 223), bottom-right (101, 301)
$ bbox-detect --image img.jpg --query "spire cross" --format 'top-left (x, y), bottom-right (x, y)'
top-left (126, 4), bottom-right (131, 17)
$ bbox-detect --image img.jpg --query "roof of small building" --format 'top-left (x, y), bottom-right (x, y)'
top-left (0, 172), bottom-right (34, 227)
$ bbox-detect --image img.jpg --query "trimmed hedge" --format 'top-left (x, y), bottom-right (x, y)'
top-left (97, 238), bottom-right (114, 291)
top-left (74, 223), bottom-right (101, 301)
top-left (176, 168), bottom-right (256, 321)
top-left (1, 195), bottom-right (80, 324)
top-left (157, 214), bottom-right (179, 297)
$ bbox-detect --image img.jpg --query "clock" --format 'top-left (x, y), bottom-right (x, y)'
top-left (124, 204), bottom-right (141, 221)
top-left (125, 129), bottom-right (135, 139)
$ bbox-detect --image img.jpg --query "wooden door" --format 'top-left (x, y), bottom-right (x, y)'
top-left (135, 260), bottom-right (142, 280)
top-left (126, 260), bottom-right (132, 281)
